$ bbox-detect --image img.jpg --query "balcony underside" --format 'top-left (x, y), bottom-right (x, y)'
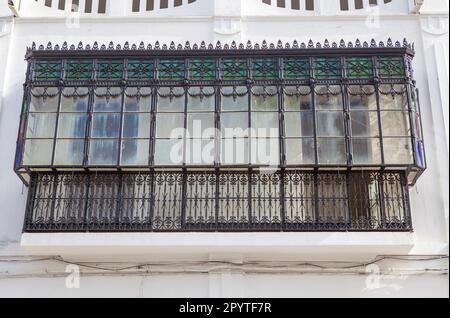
top-left (23, 170), bottom-right (412, 232)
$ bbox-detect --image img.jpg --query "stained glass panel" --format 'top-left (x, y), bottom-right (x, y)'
top-left (252, 58), bottom-right (278, 79)
top-left (66, 59), bottom-right (93, 80)
top-left (346, 57), bottom-right (373, 78)
top-left (34, 60), bottom-right (62, 81)
top-left (221, 58), bottom-right (248, 80)
top-left (284, 58), bottom-right (310, 79)
top-left (314, 57), bottom-right (342, 78)
top-left (97, 60), bottom-right (124, 80)
top-left (378, 56), bottom-right (404, 78)
top-left (127, 59), bottom-right (154, 80)
top-left (159, 59), bottom-right (185, 80)
top-left (189, 59), bottom-right (215, 80)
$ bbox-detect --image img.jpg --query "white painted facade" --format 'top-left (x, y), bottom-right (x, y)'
top-left (0, 0), bottom-right (448, 298)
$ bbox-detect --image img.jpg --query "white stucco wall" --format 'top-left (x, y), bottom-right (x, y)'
top-left (0, 0), bottom-right (448, 298)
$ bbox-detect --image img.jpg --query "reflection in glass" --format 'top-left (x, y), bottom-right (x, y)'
top-left (251, 112), bottom-right (279, 136)
top-left (121, 139), bottom-right (149, 166)
top-left (124, 87), bottom-right (151, 112)
top-left (89, 139), bottom-right (119, 165)
top-left (60, 87), bottom-right (89, 112)
top-left (221, 87), bottom-right (248, 111)
top-left (23, 139), bottom-right (54, 165)
top-left (251, 86), bottom-right (278, 111)
top-left (285, 138), bottom-right (315, 164)
top-left (94, 88), bottom-right (122, 112)
top-left (221, 113), bottom-right (248, 138)
top-left (57, 114), bottom-right (87, 138)
top-left (318, 138), bottom-right (346, 164)
top-left (26, 113), bottom-right (57, 138)
top-left (221, 138), bottom-right (249, 164)
top-left (383, 138), bottom-right (413, 164)
top-left (379, 85), bottom-right (407, 110)
top-left (285, 112), bottom-right (314, 137)
top-left (250, 138), bottom-right (279, 165)
top-left (352, 138), bottom-right (382, 164)
top-left (315, 85), bottom-right (342, 110)
top-left (156, 113), bottom-right (185, 138)
top-left (381, 111), bottom-right (410, 136)
top-left (154, 139), bottom-right (184, 165)
top-left (30, 87), bottom-right (59, 112)
top-left (187, 87), bottom-right (215, 112)
top-left (187, 113), bottom-right (215, 138)
top-left (158, 87), bottom-right (185, 112)
top-left (185, 139), bottom-right (215, 164)
top-left (54, 140), bottom-right (85, 165)
top-left (91, 113), bottom-right (121, 138)
top-left (122, 113), bottom-right (150, 138)
top-left (350, 111), bottom-right (379, 137)
top-left (316, 112), bottom-right (344, 137)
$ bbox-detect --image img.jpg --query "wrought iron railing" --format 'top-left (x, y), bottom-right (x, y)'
top-left (23, 170), bottom-right (412, 232)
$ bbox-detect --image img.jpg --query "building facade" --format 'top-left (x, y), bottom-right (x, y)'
top-left (0, 0), bottom-right (448, 298)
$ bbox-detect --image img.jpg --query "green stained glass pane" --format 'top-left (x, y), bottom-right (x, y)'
top-left (66, 59), bottom-right (93, 80)
top-left (314, 57), bottom-right (342, 78)
top-left (252, 58), bottom-right (279, 79)
top-left (127, 59), bottom-right (154, 80)
top-left (284, 58), bottom-right (310, 79)
top-left (159, 59), bottom-right (185, 80)
top-left (346, 57), bottom-right (373, 78)
top-left (221, 58), bottom-right (247, 80)
top-left (378, 56), bottom-right (405, 78)
top-left (189, 59), bottom-right (215, 80)
top-left (34, 60), bottom-right (62, 80)
top-left (97, 59), bottom-right (124, 80)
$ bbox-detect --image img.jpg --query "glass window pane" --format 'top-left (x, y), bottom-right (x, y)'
top-left (154, 139), bottom-right (184, 165)
top-left (348, 86), bottom-right (377, 110)
top-left (284, 87), bottom-right (312, 111)
top-left (23, 139), bottom-right (54, 165)
top-left (26, 113), bottom-right (56, 138)
top-left (91, 113), bottom-right (120, 138)
top-left (316, 112), bottom-right (344, 137)
top-left (187, 87), bottom-right (215, 111)
top-left (383, 138), bottom-right (413, 164)
top-left (285, 138), bottom-right (315, 164)
top-left (221, 112), bottom-right (248, 138)
top-left (121, 139), bottom-right (149, 166)
top-left (251, 112), bottom-right (279, 136)
top-left (221, 138), bottom-right (249, 164)
top-left (251, 86), bottom-right (278, 111)
top-left (124, 87), bottom-right (152, 112)
top-left (156, 113), bottom-right (184, 138)
top-left (157, 87), bottom-right (185, 112)
top-left (285, 112), bottom-right (314, 137)
top-left (187, 113), bottom-right (215, 138)
top-left (379, 85), bottom-right (408, 110)
top-left (123, 113), bottom-right (150, 138)
top-left (221, 86), bottom-right (248, 111)
top-left (318, 138), bottom-right (346, 164)
top-left (54, 140), bottom-right (85, 165)
top-left (315, 85), bottom-right (342, 110)
top-left (57, 114), bottom-right (87, 138)
top-left (250, 138), bottom-right (280, 165)
top-left (30, 87), bottom-right (59, 112)
top-left (94, 87), bottom-right (122, 112)
top-left (89, 139), bottom-right (119, 165)
top-left (352, 138), bottom-right (382, 164)
top-left (186, 139), bottom-right (215, 164)
top-left (350, 111), bottom-right (379, 137)
top-left (381, 111), bottom-right (410, 136)
top-left (60, 87), bottom-right (89, 112)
